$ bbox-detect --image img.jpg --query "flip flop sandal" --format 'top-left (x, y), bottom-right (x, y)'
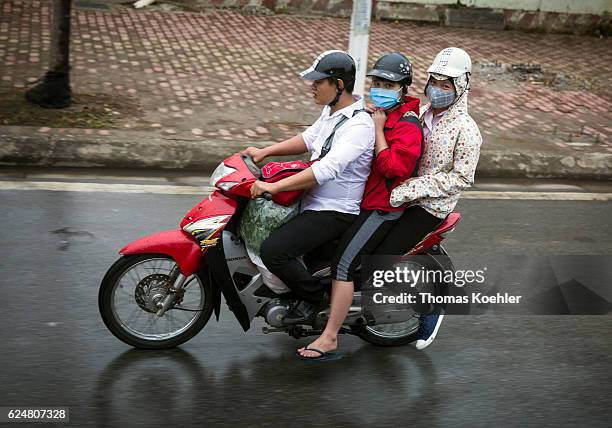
top-left (295, 347), bottom-right (342, 362)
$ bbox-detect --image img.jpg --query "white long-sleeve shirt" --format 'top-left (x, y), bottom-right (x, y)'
top-left (300, 96), bottom-right (375, 215)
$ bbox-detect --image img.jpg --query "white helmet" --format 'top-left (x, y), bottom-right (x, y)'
top-left (427, 47), bottom-right (472, 78)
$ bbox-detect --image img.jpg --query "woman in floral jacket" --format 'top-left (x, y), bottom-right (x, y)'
top-left (375, 47), bottom-right (483, 351)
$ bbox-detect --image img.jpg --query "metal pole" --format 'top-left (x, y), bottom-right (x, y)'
top-left (348, 0), bottom-right (372, 96)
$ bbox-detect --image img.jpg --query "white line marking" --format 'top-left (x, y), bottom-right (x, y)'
top-left (0, 181), bottom-right (215, 195)
top-left (0, 181), bottom-right (611, 201)
top-left (462, 191), bottom-right (612, 201)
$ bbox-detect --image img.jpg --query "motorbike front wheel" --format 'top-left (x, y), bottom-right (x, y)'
top-left (99, 254), bottom-right (214, 349)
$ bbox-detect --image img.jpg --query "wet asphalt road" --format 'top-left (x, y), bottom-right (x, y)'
top-left (0, 173), bottom-right (611, 427)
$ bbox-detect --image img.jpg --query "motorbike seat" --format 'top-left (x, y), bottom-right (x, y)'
top-left (303, 212), bottom-right (462, 274)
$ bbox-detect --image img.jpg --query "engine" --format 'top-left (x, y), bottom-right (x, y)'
top-left (263, 300), bottom-right (290, 327)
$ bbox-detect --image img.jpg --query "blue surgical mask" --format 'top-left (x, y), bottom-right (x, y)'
top-left (370, 88), bottom-right (401, 109)
top-left (426, 85), bottom-right (456, 109)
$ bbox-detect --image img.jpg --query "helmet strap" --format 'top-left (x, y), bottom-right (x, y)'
top-left (328, 79), bottom-right (343, 107)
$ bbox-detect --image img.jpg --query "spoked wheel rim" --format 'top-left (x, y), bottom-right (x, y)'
top-left (110, 257), bottom-right (205, 341)
top-left (364, 314), bottom-right (420, 339)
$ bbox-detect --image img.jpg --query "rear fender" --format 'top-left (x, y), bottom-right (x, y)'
top-left (408, 212), bottom-right (462, 255)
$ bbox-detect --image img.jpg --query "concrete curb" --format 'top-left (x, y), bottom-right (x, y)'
top-left (475, 149), bottom-right (612, 181)
top-left (1, 131), bottom-right (611, 180)
top-left (0, 131), bottom-right (271, 172)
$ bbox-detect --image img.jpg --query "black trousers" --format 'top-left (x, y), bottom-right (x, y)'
top-left (260, 209), bottom-right (356, 303)
top-left (331, 209), bottom-right (403, 281)
top-left (373, 205), bottom-right (445, 255)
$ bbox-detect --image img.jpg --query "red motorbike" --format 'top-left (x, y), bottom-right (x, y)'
top-left (98, 154), bottom-right (461, 349)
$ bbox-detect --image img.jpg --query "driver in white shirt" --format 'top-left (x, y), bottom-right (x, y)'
top-left (244, 50), bottom-right (375, 323)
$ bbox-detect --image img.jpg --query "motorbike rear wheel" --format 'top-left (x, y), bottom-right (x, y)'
top-left (99, 254), bottom-right (213, 349)
top-left (355, 251), bottom-right (451, 346)
top-left (355, 316), bottom-right (420, 346)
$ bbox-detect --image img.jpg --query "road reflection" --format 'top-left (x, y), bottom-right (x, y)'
top-left (93, 346), bottom-right (438, 426)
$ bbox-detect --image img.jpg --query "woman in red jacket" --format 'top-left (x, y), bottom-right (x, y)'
top-left (297, 52), bottom-right (424, 360)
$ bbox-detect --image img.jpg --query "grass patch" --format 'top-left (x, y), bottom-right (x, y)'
top-left (0, 90), bottom-right (142, 128)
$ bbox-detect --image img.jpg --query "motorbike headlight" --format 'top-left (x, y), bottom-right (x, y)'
top-left (210, 163), bottom-right (237, 187)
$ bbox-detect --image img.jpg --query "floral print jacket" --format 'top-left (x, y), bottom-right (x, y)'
top-left (389, 91), bottom-right (482, 218)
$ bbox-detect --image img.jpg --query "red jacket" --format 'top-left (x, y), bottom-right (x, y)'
top-left (361, 97), bottom-right (423, 212)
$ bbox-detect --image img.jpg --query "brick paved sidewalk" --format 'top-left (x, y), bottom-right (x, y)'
top-left (0, 0), bottom-right (611, 171)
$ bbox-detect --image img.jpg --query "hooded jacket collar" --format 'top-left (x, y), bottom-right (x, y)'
top-left (385, 96), bottom-right (420, 129)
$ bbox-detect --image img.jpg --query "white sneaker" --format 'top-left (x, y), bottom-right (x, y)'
top-left (415, 309), bottom-right (444, 350)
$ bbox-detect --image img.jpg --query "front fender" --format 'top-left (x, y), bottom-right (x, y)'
top-left (120, 229), bottom-right (203, 276)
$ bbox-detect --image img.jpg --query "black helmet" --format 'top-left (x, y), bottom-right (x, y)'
top-left (367, 52), bottom-right (413, 86)
top-left (300, 50), bottom-right (356, 90)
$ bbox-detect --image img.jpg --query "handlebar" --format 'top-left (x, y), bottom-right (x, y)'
top-left (262, 192), bottom-right (273, 201)
top-left (241, 153), bottom-right (254, 163)
top-left (240, 153), bottom-right (263, 178)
